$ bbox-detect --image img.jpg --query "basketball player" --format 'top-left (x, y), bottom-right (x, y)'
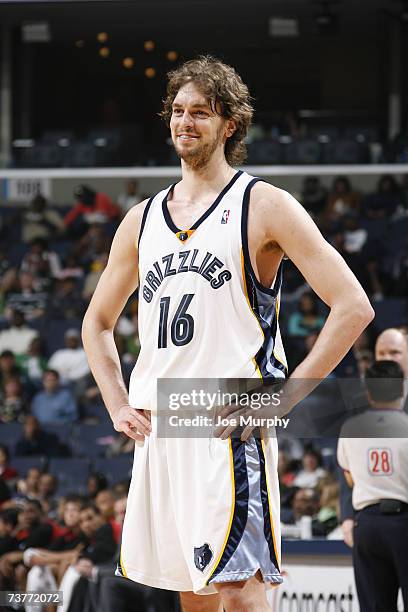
top-left (82, 57), bottom-right (374, 611)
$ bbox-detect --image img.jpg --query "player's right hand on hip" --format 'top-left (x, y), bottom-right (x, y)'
top-left (113, 404), bottom-right (152, 442)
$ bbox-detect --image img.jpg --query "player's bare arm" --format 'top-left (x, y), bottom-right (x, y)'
top-left (250, 181), bottom-right (374, 378)
top-left (216, 181), bottom-right (374, 441)
top-left (82, 200), bottom-right (152, 442)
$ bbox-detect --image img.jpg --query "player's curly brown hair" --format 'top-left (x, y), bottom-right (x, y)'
top-left (160, 56), bottom-right (254, 166)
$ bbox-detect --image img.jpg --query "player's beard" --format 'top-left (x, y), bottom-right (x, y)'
top-left (173, 126), bottom-right (224, 170)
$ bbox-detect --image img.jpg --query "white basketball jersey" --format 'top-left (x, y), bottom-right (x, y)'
top-left (119, 170), bottom-right (285, 593)
top-left (129, 170), bottom-right (287, 411)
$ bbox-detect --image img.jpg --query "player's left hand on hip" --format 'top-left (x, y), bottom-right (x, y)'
top-left (213, 404), bottom-right (254, 441)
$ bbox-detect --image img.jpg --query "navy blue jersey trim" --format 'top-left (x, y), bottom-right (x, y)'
top-left (207, 439), bottom-right (249, 584)
top-left (241, 178), bottom-right (282, 298)
top-left (162, 170), bottom-right (243, 235)
top-left (161, 183), bottom-right (179, 233)
top-left (242, 252), bottom-right (287, 379)
top-left (255, 438), bottom-right (280, 573)
top-left (137, 196), bottom-right (155, 249)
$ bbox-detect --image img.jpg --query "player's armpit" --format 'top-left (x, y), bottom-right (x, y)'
top-left (83, 200), bottom-right (149, 331)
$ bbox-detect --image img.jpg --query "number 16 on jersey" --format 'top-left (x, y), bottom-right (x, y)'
top-left (158, 294), bottom-right (195, 348)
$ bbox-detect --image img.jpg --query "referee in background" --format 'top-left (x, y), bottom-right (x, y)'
top-left (338, 360), bottom-right (408, 612)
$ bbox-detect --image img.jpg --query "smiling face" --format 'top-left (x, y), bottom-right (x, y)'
top-left (170, 82), bottom-right (235, 170)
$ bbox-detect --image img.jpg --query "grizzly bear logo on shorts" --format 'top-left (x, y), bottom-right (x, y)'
top-left (194, 543), bottom-right (213, 572)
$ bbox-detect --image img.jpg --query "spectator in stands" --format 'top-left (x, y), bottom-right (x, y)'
top-left (0, 446), bottom-right (18, 482)
top-left (287, 487), bottom-right (320, 526)
top-left (288, 291), bottom-right (325, 337)
top-left (52, 495), bottom-right (84, 548)
top-left (0, 499), bottom-right (53, 591)
top-left (113, 495), bottom-right (127, 526)
top-left (48, 276), bottom-right (86, 320)
top-left (57, 254), bottom-right (84, 281)
top-left (117, 179), bottom-right (141, 213)
top-left (325, 176), bottom-right (360, 221)
top-left (24, 496), bottom-right (86, 598)
top-left (313, 477), bottom-right (340, 537)
top-left (363, 174), bottom-right (401, 219)
top-left (356, 350), bottom-right (374, 378)
top-left (15, 467), bottom-right (41, 501)
top-left (0, 349), bottom-right (21, 387)
top-left (20, 238), bottom-right (62, 289)
top-left (278, 449), bottom-right (297, 522)
top-left (341, 213), bottom-right (368, 255)
top-left (73, 223), bottom-right (111, 268)
top-left (112, 480), bottom-right (130, 499)
top-left (64, 185), bottom-right (120, 236)
top-left (58, 501), bottom-right (117, 610)
top-left (0, 267), bottom-right (18, 318)
top-left (0, 310), bottom-right (38, 356)
top-left (376, 327), bottom-right (408, 380)
top-left (293, 447), bottom-right (327, 488)
top-left (21, 193), bottom-right (65, 244)
top-left (15, 336), bottom-right (47, 385)
top-left (278, 449), bottom-right (296, 488)
top-left (96, 488), bottom-right (125, 551)
top-left (4, 271), bottom-right (47, 321)
top-left (95, 489), bottom-right (115, 522)
top-left (37, 473), bottom-right (59, 515)
top-left (31, 369), bottom-right (78, 425)
top-left (300, 176), bottom-right (328, 217)
top-left (87, 472), bottom-right (108, 499)
top-left (15, 414), bottom-right (68, 457)
top-left (48, 328), bottom-right (90, 391)
top-left (0, 376), bottom-right (28, 423)
top-left (0, 509), bottom-right (18, 555)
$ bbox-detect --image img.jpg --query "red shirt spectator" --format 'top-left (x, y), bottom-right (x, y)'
top-left (64, 185), bottom-right (119, 227)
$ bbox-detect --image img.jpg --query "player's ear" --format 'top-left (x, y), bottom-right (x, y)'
top-left (225, 119), bottom-right (237, 138)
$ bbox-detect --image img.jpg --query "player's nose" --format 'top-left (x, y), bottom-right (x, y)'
top-left (179, 109), bottom-right (194, 127)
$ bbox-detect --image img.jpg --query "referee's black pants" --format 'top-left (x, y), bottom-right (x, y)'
top-left (353, 504), bottom-right (408, 612)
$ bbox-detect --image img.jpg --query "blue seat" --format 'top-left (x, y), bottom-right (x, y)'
top-left (247, 140), bottom-right (281, 165)
top-left (373, 298), bottom-right (408, 332)
top-left (42, 422), bottom-right (73, 437)
top-left (72, 422), bottom-right (114, 457)
top-left (0, 424), bottom-right (23, 449)
top-left (12, 455), bottom-right (47, 476)
top-left (323, 140), bottom-right (366, 164)
top-left (93, 456), bottom-right (133, 485)
top-left (286, 139), bottom-right (321, 164)
top-left (48, 457), bottom-right (90, 494)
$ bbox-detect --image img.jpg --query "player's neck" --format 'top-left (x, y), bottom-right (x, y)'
top-left (369, 399), bottom-right (403, 410)
top-left (180, 153), bottom-right (235, 199)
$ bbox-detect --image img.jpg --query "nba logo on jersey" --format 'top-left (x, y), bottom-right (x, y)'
top-left (221, 209), bottom-right (230, 224)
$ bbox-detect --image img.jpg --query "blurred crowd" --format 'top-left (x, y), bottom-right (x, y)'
top-left (0, 175), bottom-right (407, 609)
